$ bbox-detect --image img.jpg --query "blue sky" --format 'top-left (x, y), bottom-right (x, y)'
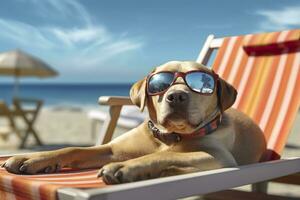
top-left (0, 0), bottom-right (299, 83)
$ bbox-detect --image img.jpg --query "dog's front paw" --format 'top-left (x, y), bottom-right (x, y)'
top-left (98, 161), bottom-right (154, 184)
top-left (2, 154), bottom-right (62, 175)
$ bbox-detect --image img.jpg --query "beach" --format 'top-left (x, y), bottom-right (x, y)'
top-left (0, 106), bottom-right (299, 198)
top-left (0, 106), bottom-right (129, 152)
top-left (0, 83), bottom-right (132, 151)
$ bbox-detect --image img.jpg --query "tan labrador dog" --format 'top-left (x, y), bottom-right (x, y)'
top-left (2, 61), bottom-right (266, 184)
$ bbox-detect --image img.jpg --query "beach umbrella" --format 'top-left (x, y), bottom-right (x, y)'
top-left (0, 49), bottom-right (58, 96)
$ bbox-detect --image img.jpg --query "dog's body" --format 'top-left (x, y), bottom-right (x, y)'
top-left (2, 61), bottom-right (266, 184)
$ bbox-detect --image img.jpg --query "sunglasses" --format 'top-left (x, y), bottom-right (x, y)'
top-left (147, 70), bottom-right (218, 96)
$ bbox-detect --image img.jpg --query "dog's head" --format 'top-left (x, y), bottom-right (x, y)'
top-left (130, 61), bottom-right (237, 134)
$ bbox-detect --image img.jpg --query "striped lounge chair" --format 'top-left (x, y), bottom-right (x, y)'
top-left (0, 29), bottom-right (299, 200)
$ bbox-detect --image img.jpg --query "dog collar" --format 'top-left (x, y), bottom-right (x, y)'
top-left (148, 115), bottom-right (221, 143)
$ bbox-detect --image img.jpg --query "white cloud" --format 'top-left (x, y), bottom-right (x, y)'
top-left (0, 0), bottom-right (144, 72)
top-left (47, 26), bottom-right (110, 47)
top-left (256, 6), bottom-right (300, 31)
top-left (73, 39), bottom-right (143, 67)
top-left (0, 19), bottom-right (55, 49)
top-left (29, 0), bottom-right (92, 25)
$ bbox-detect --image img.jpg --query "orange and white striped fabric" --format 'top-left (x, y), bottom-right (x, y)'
top-left (0, 156), bottom-right (106, 200)
top-left (213, 29), bottom-right (300, 161)
top-left (0, 29), bottom-right (299, 200)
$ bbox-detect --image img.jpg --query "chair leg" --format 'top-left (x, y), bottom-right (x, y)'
top-left (251, 181), bottom-right (268, 193)
top-left (14, 128), bottom-right (22, 139)
top-left (19, 127), bottom-right (43, 148)
top-left (19, 131), bottom-right (30, 149)
top-left (97, 105), bottom-right (122, 145)
top-left (30, 128), bottom-right (43, 146)
top-left (91, 120), bottom-right (98, 141)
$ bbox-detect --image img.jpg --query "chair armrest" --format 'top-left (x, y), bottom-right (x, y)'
top-left (12, 98), bottom-right (43, 115)
top-left (13, 98), bottom-right (43, 105)
top-left (58, 157), bottom-right (300, 200)
top-left (98, 96), bottom-right (133, 106)
top-left (96, 96), bottom-right (133, 145)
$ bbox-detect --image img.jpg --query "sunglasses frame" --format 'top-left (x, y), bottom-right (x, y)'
top-left (146, 70), bottom-right (219, 96)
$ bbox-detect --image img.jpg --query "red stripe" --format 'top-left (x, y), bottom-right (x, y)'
top-left (244, 40), bottom-right (300, 55)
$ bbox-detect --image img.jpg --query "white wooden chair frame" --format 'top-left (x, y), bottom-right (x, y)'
top-left (56, 34), bottom-right (300, 199)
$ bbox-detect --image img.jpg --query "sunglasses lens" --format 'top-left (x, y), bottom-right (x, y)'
top-left (185, 72), bottom-right (215, 94)
top-left (148, 72), bottom-right (174, 94)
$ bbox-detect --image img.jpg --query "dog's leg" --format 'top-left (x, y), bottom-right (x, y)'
top-left (2, 145), bottom-right (117, 174)
top-left (2, 123), bottom-right (161, 175)
top-left (99, 150), bottom-right (237, 184)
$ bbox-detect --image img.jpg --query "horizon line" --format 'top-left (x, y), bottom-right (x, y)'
top-left (0, 82), bottom-right (134, 85)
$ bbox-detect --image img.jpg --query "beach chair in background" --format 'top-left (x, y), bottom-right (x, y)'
top-left (0, 98), bottom-right (43, 148)
top-left (12, 98), bottom-right (43, 148)
top-left (0, 29), bottom-right (299, 200)
top-left (0, 101), bottom-right (21, 140)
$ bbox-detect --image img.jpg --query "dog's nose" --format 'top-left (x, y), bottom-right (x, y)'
top-left (166, 91), bottom-right (188, 106)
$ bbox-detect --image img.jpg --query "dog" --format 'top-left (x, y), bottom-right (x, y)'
top-left (2, 61), bottom-right (266, 184)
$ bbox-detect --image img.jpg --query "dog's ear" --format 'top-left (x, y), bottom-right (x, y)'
top-left (130, 78), bottom-right (147, 111)
top-left (217, 78), bottom-right (237, 112)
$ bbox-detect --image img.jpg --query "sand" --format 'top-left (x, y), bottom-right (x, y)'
top-left (0, 107), bottom-right (299, 198)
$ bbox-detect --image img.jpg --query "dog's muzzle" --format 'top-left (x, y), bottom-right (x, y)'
top-left (165, 90), bottom-right (189, 107)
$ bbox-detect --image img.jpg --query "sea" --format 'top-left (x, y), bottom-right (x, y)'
top-left (0, 83), bottom-right (133, 109)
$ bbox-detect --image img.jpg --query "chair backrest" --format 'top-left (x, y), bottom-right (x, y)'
top-left (198, 29), bottom-right (300, 161)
